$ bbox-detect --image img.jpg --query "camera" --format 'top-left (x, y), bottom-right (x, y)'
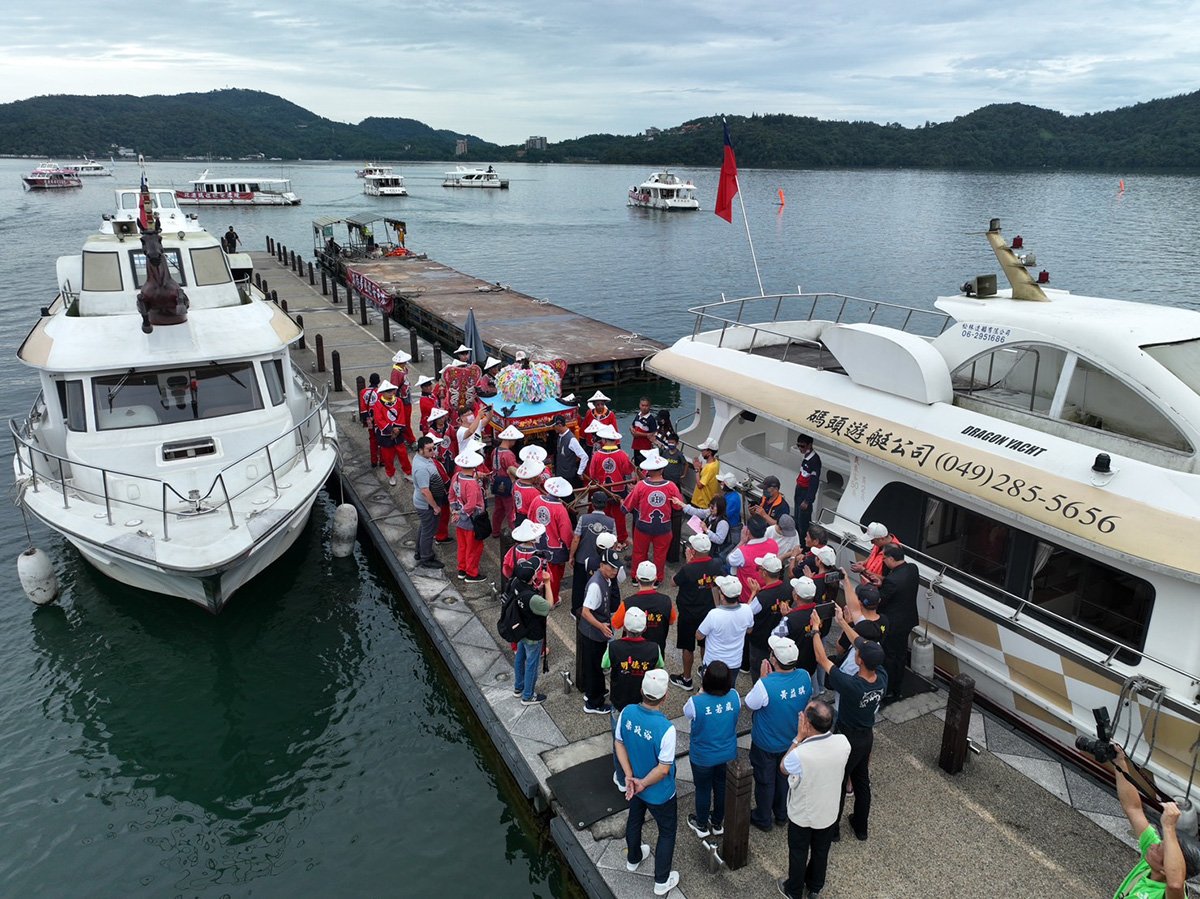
top-left (1075, 707), bottom-right (1117, 764)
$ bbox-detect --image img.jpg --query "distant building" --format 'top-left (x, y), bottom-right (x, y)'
top-left (642, 127), bottom-right (661, 141)
top-left (116, 146), bottom-right (137, 158)
top-left (455, 139), bottom-right (468, 156)
top-left (525, 136), bottom-right (547, 151)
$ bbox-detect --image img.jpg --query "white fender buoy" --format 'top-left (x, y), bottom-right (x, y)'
top-left (1176, 797), bottom-right (1198, 840)
top-left (910, 633), bottom-right (935, 679)
top-left (330, 503), bottom-right (358, 558)
top-left (18, 547), bottom-right (60, 606)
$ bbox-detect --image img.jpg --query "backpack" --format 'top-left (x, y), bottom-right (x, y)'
top-left (497, 587), bottom-right (528, 643)
top-left (491, 447), bottom-right (513, 496)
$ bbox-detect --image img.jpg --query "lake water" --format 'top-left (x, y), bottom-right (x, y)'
top-left (1, 156), bottom-right (1196, 896)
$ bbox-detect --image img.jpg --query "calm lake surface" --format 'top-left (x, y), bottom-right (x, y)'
top-left (0, 156), bottom-right (1196, 896)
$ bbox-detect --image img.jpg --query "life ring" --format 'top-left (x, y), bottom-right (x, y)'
top-left (386, 247), bottom-right (409, 257)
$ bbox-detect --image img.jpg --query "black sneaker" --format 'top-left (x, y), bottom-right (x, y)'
top-left (710, 821), bottom-right (724, 836)
top-left (583, 702), bottom-right (612, 715)
top-left (435, 537), bottom-right (454, 544)
top-left (418, 558), bottom-right (445, 569)
top-left (521, 693), bottom-right (547, 706)
top-left (457, 569), bottom-right (467, 579)
top-left (464, 574), bottom-right (487, 583)
top-left (697, 663), bottom-right (708, 678)
top-left (686, 814), bottom-right (710, 838)
top-left (669, 674), bottom-right (694, 691)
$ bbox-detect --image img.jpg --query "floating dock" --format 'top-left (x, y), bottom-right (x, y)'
top-left (252, 246), bottom-right (1139, 899)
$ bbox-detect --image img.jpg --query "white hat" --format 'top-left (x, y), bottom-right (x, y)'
top-left (595, 532), bottom-right (618, 550)
top-left (597, 425), bottom-right (621, 442)
top-left (440, 361), bottom-right (464, 374)
top-left (519, 445), bottom-right (547, 463)
top-left (465, 436), bottom-right (485, 453)
top-left (511, 520), bottom-right (545, 543)
top-left (813, 545), bottom-right (837, 567)
top-left (391, 350), bottom-right (411, 364)
top-left (588, 390), bottom-right (610, 403)
top-left (454, 451), bottom-right (484, 468)
top-left (560, 393), bottom-right (575, 404)
top-left (427, 407), bottom-right (449, 422)
top-left (584, 419), bottom-right (605, 434)
top-left (514, 459), bottom-right (543, 480)
top-left (636, 560), bottom-right (657, 581)
top-left (639, 454), bottom-right (668, 471)
top-left (715, 575), bottom-right (742, 599)
top-left (514, 350), bottom-right (528, 361)
top-left (641, 668), bottom-right (669, 699)
top-left (377, 379), bottom-right (397, 392)
top-left (497, 425), bottom-right (523, 441)
top-left (768, 635), bottom-right (800, 665)
top-left (623, 607), bottom-right (648, 634)
top-left (757, 553), bottom-right (783, 574)
top-left (865, 522), bottom-right (889, 540)
top-left (790, 576), bottom-right (817, 599)
top-left (698, 437), bottom-right (720, 452)
top-left (688, 533), bottom-right (712, 553)
top-left (415, 375), bottom-right (434, 388)
top-left (454, 343), bottom-right (471, 354)
top-left (716, 471), bottom-right (739, 486)
top-left (483, 356), bottom-right (502, 370)
top-left (544, 477), bottom-right (573, 498)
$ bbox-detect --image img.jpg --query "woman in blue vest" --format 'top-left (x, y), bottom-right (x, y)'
top-left (682, 661), bottom-right (740, 839)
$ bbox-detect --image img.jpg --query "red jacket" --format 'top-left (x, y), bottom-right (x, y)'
top-left (359, 385), bottom-right (378, 424)
top-left (623, 477), bottom-right (681, 535)
top-left (587, 446), bottom-right (635, 497)
top-left (528, 495), bottom-right (573, 552)
top-left (503, 544), bottom-right (546, 588)
top-left (513, 481), bottom-right (543, 517)
top-left (372, 397), bottom-right (404, 443)
top-left (418, 395), bottom-right (437, 434)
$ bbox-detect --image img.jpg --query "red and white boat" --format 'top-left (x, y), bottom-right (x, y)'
top-left (176, 170), bottom-right (300, 206)
top-left (22, 164), bottom-right (83, 190)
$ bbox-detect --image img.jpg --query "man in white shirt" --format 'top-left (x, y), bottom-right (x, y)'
top-left (696, 575), bottom-right (754, 682)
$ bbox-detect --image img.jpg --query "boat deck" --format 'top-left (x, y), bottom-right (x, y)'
top-left (253, 248), bottom-right (1138, 899)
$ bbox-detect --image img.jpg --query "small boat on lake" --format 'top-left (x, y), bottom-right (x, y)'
top-left (363, 169), bottom-right (408, 197)
top-left (442, 166), bottom-right (508, 189)
top-left (62, 158), bottom-right (114, 177)
top-left (22, 165), bottom-right (83, 190)
top-left (11, 180), bottom-right (337, 612)
top-left (356, 162), bottom-right (389, 178)
top-left (176, 170), bottom-right (300, 206)
top-left (627, 171), bottom-right (698, 210)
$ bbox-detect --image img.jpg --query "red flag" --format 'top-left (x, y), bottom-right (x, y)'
top-left (714, 119), bottom-right (738, 222)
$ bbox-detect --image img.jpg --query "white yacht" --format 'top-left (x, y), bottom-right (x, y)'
top-left (11, 184), bottom-right (337, 612)
top-left (176, 170), bottom-right (300, 206)
top-left (627, 171), bottom-right (699, 210)
top-left (363, 170), bottom-right (408, 197)
top-left (442, 166), bottom-right (508, 189)
top-left (355, 163), bottom-right (389, 178)
top-left (62, 158), bottom-right (114, 177)
top-left (648, 220), bottom-right (1200, 801)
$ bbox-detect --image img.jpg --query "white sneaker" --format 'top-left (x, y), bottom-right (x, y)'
top-left (653, 871), bottom-right (679, 895)
top-left (388, 477), bottom-right (396, 486)
top-left (625, 842), bottom-right (650, 872)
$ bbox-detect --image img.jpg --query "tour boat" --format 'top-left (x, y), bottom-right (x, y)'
top-left (62, 158), bottom-right (114, 177)
top-left (11, 183), bottom-right (337, 612)
top-left (648, 220), bottom-right (1200, 801)
top-left (627, 171), bottom-right (699, 210)
top-left (176, 170), bottom-right (301, 206)
top-left (363, 170), bottom-right (408, 197)
top-left (356, 163), bottom-right (390, 178)
top-left (22, 166), bottom-right (83, 190)
top-left (442, 166), bottom-right (508, 189)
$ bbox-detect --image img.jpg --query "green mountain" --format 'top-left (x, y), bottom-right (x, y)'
top-left (3, 87), bottom-right (1200, 170)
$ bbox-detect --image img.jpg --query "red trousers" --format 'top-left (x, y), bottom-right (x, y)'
top-left (632, 529), bottom-right (671, 580)
top-left (436, 505), bottom-right (451, 540)
top-left (456, 528), bottom-right (485, 576)
top-left (547, 561), bottom-right (566, 603)
top-left (367, 429), bottom-right (379, 465)
top-left (379, 444), bottom-right (412, 478)
top-left (603, 499), bottom-right (628, 543)
top-left (491, 494), bottom-right (514, 535)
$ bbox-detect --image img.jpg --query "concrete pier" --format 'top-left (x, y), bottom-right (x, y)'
top-left (257, 250), bottom-right (1138, 898)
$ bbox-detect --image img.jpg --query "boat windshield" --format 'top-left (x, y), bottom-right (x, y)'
top-left (92, 362), bottom-right (263, 430)
top-left (1143, 338), bottom-right (1200, 397)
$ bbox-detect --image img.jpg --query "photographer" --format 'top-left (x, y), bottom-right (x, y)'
top-left (1113, 745), bottom-right (1188, 898)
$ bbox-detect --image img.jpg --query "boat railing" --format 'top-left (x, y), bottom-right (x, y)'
top-left (10, 381), bottom-right (336, 541)
top-left (688, 292), bottom-right (954, 359)
top-left (823, 510), bottom-right (1200, 696)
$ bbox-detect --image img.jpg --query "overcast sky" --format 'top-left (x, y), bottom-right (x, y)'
top-left (4, 1), bottom-right (1198, 144)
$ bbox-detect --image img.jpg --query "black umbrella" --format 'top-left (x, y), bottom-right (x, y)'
top-left (463, 307), bottom-right (488, 365)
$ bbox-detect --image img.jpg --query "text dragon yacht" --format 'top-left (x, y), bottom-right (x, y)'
top-left (11, 180), bottom-right (338, 612)
top-left (627, 171), bottom-right (699, 210)
top-left (648, 220), bottom-right (1200, 803)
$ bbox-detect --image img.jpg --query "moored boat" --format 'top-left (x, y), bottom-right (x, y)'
top-left (11, 180), bottom-right (337, 612)
top-left (176, 170), bottom-right (300, 206)
top-left (62, 158), bottom-right (114, 177)
top-left (647, 219), bottom-right (1200, 800)
top-left (22, 166), bottom-right (83, 190)
top-left (627, 171), bottom-right (698, 210)
top-left (442, 166), bottom-right (508, 189)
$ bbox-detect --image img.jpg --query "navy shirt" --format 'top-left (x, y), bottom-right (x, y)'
top-left (827, 665), bottom-right (887, 730)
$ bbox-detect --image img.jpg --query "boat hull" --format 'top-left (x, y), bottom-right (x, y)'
top-left (176, 191), bottom-right (300, 206)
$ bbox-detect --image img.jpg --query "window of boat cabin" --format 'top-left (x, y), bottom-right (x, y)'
top-left (91, 363), bottom-right (263, 430)
top-left (262, 359), bottom-right (285, 405)
top-left (55, 379), bottom-right (87, 431)
top-left (951, 343), bottom-right (1064, 413)
top-left (82, 251), bottom-right (123, 291)
top-left (128, 248), bottom-right (185, 288)
top-left (862, 482), bottom-right (1153, 657)
top-left (1063, 357), bottom-right (1189, 451)
top-left (190, 246), bottom-right (231, 286)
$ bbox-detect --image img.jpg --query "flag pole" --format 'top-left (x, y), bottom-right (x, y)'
top-left (735, 177), bottom-right (765, 296)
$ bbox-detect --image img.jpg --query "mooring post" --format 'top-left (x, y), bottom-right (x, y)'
top-left (722, 754), bottom-right (754, 870)
top-left (254, 272), bottom-right (261, 288)
top-left (281, 298), bottom-right (289, 314)
top-left (276, 243), bottom-right (284, 263)
top-left (296, 314), bottom-right (306, 350)
top-left (315, 335), bottom-right (326, 373)
top-left (432, 345), bottom-right (443, 376)
top-left (261, 278), bottom-right (268, 297)
top-left (288, 250), bottom-right (295, 271)
top-left (359, 296), bottom-right (369, 326)
top-left (939, 674), bottom-right (976, 775)
top-left (409, 329), bottom-right (420, 363)
top-left (345, 288), bottom-right (354, 316)
top-left (331, 350), bottom-right (343, 392)
top-left (308, 261), bottom-right (315, 286)
top-left (382, 310), bottom-right (391, 342)
top-left (266, 236), bottom-right (273, 254)
top-left (270, 289), bottom-right (279, 305)
top-left (321, 270), bottom-right (328, 296)
top-left (332, 281), bottom-right (339, 304)
top-left (355, 375), bottom-right (365, 402)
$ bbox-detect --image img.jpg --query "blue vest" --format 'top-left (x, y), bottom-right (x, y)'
top-left (689, 691), bottom-right (740, 769)
top-left (751, 669), bottom-right (813, 753)
top-left (619, 704), bottom-right (676, 805)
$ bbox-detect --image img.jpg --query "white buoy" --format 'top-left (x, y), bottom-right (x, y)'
top-left (18, 547), bottom-right (60, 605)
top-left (1176, 797), bottom-right (1198, 840)
top-left (330, 503), bottom-right (358, 558)
top-left (910, 633), bottom-right (935, 679)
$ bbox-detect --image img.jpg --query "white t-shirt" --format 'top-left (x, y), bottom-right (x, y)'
top-left (697, 603), bottom-right (754, 669)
